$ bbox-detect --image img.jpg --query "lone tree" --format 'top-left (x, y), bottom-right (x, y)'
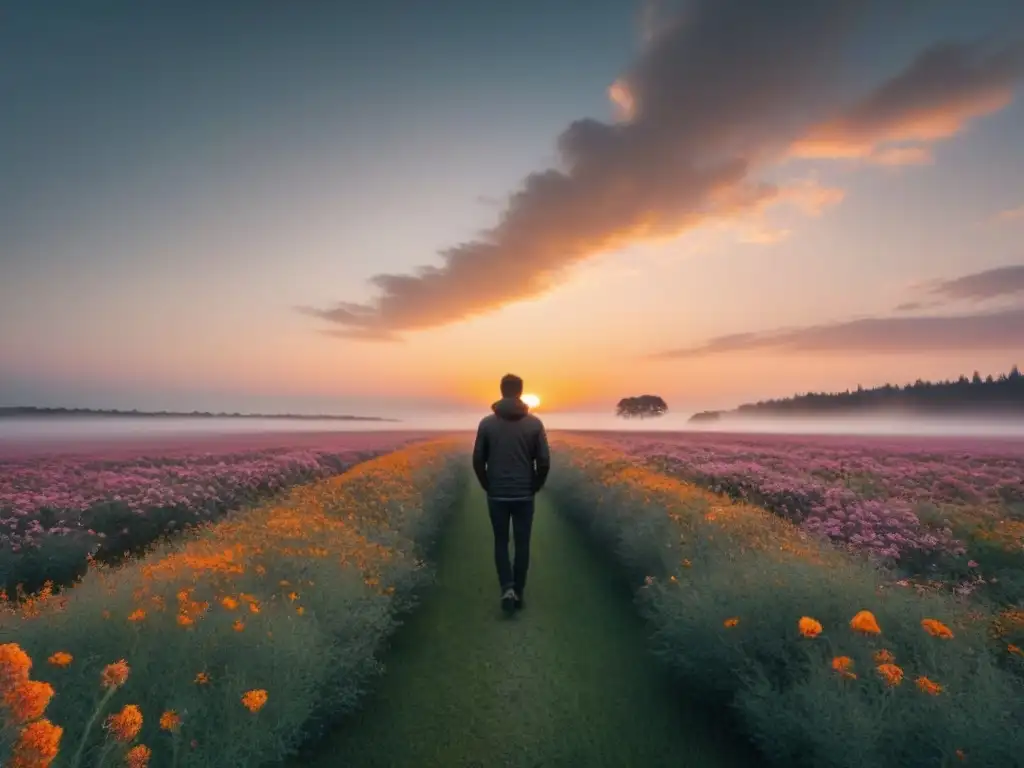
top-left (616, 395), bottom-right (668, 420)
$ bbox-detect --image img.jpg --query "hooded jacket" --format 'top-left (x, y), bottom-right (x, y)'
top-left (472, 397), bottom-right (551, 500)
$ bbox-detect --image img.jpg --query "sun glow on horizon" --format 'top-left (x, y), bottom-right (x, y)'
top-left (522, 393), bottom-right (541, 409)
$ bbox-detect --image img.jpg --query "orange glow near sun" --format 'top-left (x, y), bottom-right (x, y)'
top-left (522, 393), bottom-right (541, 409)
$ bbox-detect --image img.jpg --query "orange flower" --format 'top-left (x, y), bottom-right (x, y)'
top-left (47, 652), bottom-right (73, 668)
top-left (831, 656), bottom-right (856, 679)
top-left (876, 663), bottom-right (904, 687)
top-left (125, 744), bottom-right (152, 768)
top-left (127, 609), bottom-right (146, 623)
top-left (296, 607), bottom-right (305, 616)
top-left (873, 649), bottom-right (895, 664)
top-left (723, 618), bottom-right (739, 628)
top-left (10, 718), bottom-right (62, 768)
top-left (221, 596), bottom-right (239, 611)
top-left (955, 749), bottom-right (966, 761)
top-left (233, 619), bottom-right (245, 632)
top-left (0, 643), bottom-right (32, 692)
top-left (1007, 644), bottom-right (1022, 657)
top-left (3, 680), bottom-right (55, 723)
top-left (921, 618), bottom-right (954, 639)
top-left (798, 617), bottom-right (823, 638)
top-left (248, 602), bottom-right (261, 614)
top-left (159, 710), bottom-right (181, 732)
top-left (241, 689), bottom-right (268, 713)
top-left (105, 704), bottom-right (144, 742)
top-left (194, 672), bottom-right (209, 685)
top-left (850, 610), bottom-right (881, 635)
top-left (177, 614), bottom-right (194, 627)
top-left (101, 659), bottom-right (130, 689)
top-left (916, 676), bottom-right (943, 695)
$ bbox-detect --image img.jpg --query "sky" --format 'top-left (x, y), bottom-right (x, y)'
top-left (1, 0), bottom-right (1023, 418)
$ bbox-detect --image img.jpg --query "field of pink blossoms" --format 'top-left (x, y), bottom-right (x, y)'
top-left (0, 432), bottom-right (426, 594)
top-left (597, 431), bottom-right (1024, 605)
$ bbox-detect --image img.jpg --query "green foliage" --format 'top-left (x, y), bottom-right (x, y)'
top-left (547, 444), bottom-right (1024, 768)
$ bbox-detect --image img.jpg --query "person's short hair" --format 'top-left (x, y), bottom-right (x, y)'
top-left (500, 373), bottom-right (524, 398)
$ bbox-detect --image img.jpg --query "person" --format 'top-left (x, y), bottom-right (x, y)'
top-left (472, 373), bottom-right (551, 614)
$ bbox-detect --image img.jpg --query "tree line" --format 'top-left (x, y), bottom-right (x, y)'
top-left (691, 366), bottom-right (1023, 421)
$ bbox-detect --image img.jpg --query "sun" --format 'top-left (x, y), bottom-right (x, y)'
top-left (521, 393), bottom-right (541, 409)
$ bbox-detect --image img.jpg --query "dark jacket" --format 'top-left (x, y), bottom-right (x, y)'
top-left (472, 397), bottom-right (551, 500)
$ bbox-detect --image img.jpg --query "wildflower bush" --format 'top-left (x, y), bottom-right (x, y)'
top-left (609, 432), bottom-right (1024, 604)
top-left (0, 434), bottom-right (420, 596)
top-left (0, 438), bottom-right (466, 767)
top-left (547, 437), bottom-right (1024, 768)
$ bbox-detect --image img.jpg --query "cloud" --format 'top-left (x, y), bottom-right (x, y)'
top-left (740, 226), bottom-right (792, 245)
top-left (650, 307), bottom-right (1024, 359)
top-left (305, 4), bottom-right (1019, 340)
top-left (791, 41), bottom-right (1023, 164)
top-left (304, 0), bottom-right (874, 339)
top-left (917, 264), bottom-right (1024, 303)
top-left (995, 204), bottom-right (1024, 222)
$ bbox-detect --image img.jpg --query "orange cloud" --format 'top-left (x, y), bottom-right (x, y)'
top-left (995, 204), bottom-right (1024, 222)
top-left (792, 41), bottom-right (1022, 164)
top-left (303, 7), bottom-right (1018, 341)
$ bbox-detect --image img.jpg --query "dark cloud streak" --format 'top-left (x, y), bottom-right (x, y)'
top-left (650, 307), bottom-right (1024, 359)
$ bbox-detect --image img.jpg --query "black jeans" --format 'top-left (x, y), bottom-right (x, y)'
top-left (487, 497), bottom-right (535, 595)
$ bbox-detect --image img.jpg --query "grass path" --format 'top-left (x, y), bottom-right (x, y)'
top-left (295, 483), bottom-right (755, 767)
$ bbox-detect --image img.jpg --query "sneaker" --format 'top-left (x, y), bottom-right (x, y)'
top-left (514, 592), bottom-right (524, 611)
top-left (501, 588), bottom-right (517, 614)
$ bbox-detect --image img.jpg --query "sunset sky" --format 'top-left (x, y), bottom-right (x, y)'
top-left (2, 0), bottom-right (1023, 417)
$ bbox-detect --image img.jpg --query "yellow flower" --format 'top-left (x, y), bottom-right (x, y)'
top-left (873, 649), bottom-right (895, 664)
top-left (11, 718), bottom-right (62, 768)
top-left (159, 710), bottom-right (181, 732)
top-left (194, 672), bottom-right (210, 685)
top-left (127, 608), bottom-right (146, 623)
top-left (915, 676), bottom-right (943, 695)
top-left (3, 680), bottom-right (54, 723)
top-left (850, 610), bottom-right (881, 635)
top-left (798, 617), bottom-right (823, 638)
top-left (221, 596), bottom-right (239, 611)
top-left (125, 744), bottom-right (152, 768)
top-left (241, 689), bottom-right (268, 713)
top-left (723, 618), bottom-right (739, 628)
top-left (101, 659), bottom-right (130, 689)
top-left (105, 704), bottom-right (144, 742)
top-left (831, 656), bottom-right (856, 680)
top-left (921, 618), bottom-right (954, 639)
top-left (0, 643), bottom-right (32, 692)
top-left (876, 663), bottom-right (904, 687)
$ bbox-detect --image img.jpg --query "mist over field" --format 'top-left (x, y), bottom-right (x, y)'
top-left (5, 411), bottom-right (1024, 450)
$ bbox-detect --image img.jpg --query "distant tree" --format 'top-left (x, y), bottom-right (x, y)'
top-left (616, 395), bottom-right (668, 420)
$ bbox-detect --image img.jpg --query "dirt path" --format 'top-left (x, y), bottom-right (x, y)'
top-left (295, 484), bottom-right (754, 767)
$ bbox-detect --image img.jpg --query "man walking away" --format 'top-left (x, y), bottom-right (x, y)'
top-left (472, 373), bottom-right (551, 615)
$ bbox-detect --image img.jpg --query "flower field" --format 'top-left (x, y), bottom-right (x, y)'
top-left (0, 433), bottom-right (424, 596)
top-left (546, 436), bottom-right (1024, 768)
top-left (598, 432), bottom-right (1024, 606)
top-left (0, 437), bottom-right (466, 767)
